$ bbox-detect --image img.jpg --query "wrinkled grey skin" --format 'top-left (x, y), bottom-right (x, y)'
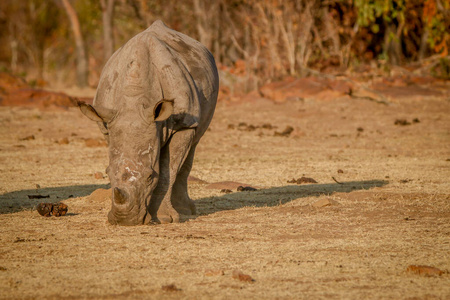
top-left (78, 20), bottom-right (218, 225)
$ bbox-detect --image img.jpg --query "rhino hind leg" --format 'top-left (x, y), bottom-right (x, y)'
top-left (149, 129), bottom-right (195, 224)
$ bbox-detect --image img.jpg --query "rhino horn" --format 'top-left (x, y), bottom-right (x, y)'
top-left (113, 187), bottom-right (128, 205)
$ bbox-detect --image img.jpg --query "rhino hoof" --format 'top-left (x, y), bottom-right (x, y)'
top-left (158, 215), bottom-right (178, 224)
top-left (155, 211), bottom-right (180, 224)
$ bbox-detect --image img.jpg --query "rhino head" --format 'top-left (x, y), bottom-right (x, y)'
top-left (79, 96), bottom-right (174, 225)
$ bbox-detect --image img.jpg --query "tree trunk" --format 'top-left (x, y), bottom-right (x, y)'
top-left (296, 2), bottom-right (314, 70)
top-left (384, 22), bottom-right (404, 65)
top-left (193, 0), bottom-right (211, 50)
top-left (8, 22), bottom-right (18, 73)
top-left (322, 7), bottom-right (341, 65)
top-left (277, 14), bottom-right (296, 76)
top-left (100, 0), bottom-right (115, 63)
top-left (418, 28), bottom-right (429, 60)
top-left (61, 0), bottom-right (88, 87)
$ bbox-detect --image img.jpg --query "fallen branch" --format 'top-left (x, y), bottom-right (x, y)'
top-left (332, 177), bottom-right (343, 185)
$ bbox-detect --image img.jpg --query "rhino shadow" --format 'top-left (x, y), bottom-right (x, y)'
top-left (0, 184), bottom-right (110, 214)
top-left (194, 180), bottom-right (388, 217)
top-left (0, 180), bottom-right (388, 219)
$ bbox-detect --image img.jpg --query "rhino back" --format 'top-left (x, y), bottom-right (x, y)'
top-left (146, 20), bottom-right (218, 102)
top-left (94, 20), bottom-right (218, 136)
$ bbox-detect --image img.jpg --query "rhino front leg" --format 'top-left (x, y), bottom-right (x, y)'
top-left (148, 129), bottom-right (195, 224)
top-left (171, 143), bottom-right (198, 216)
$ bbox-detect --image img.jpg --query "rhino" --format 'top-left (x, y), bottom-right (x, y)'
top-left (78, 20), bottom-right (218, 225)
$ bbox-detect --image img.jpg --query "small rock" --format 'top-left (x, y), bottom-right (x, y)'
top-left (399, 179), bottom-right (412, 183)
top-left (237, 186), bottom-right (257, 192)
top-left (274, 126), bottom-right (294, 137)
top-left (337, 169), bottom-right (344, 174)
top-left (394, 119), bottom-right (411, 126)
top-left (204, 269), bottom-right (225, 276)
top-left (58, 137), bottom-right (69, 145)
top-left (20, 135), bottom-right (35, 141)
top-left (261, 123), bottom-right (274, 130)
top-left (246, 125), bottom-right (257, 131)
top-left (52, 203), bottom-right (68, 217)
top-left (37, 202), bottom-right (68, 217)
top-left (235, 122), bottom-right (257, 131)
top-left (288, 177), bottom-right (318, 184)
top-left (220, 189), bottom-right (233, 193)
top-left (206, 181), bottom-right (256, 190)
top-left (37, 203), bottom-right (53, 217)
top-left (232, 269), bottom-right (255, 282)
top-left (161, 284), bottom-right (181, 292)
top-left (357, 127), bottom-right (364, 132)
top-left (406, 265), bottom-right (445, 276)
top-left (94, 172), bottom-right (104, 179)
top-left (312, 198), bottom-right (339, 208)
top-left (298, 177), bottom-right (317, 184)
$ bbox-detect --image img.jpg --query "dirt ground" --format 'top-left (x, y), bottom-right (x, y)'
top-left (0, 77), bottom-right (449, 299)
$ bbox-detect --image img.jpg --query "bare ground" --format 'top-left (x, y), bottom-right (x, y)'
top-left (0, 88), bottom-right (449, 299)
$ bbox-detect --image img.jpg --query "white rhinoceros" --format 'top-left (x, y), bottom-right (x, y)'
top-left (78, 20), bottom-right (218, 225)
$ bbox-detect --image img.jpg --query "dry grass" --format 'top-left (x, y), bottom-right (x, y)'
top-left (0, 94), bottom-right (449, 299)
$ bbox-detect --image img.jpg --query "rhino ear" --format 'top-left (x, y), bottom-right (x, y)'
top-left (153, 99), bottom-right (174, 121)
top-left (78, 101), bottom-right (104, 122)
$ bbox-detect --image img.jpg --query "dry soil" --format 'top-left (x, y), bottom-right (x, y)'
top-left (0, 83), bottom-right (449, 299)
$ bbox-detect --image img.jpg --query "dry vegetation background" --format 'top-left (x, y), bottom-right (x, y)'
top-left (0, 0), bottom-right (449, 89)
top-left (0, 0), bottom-right (450, 299)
